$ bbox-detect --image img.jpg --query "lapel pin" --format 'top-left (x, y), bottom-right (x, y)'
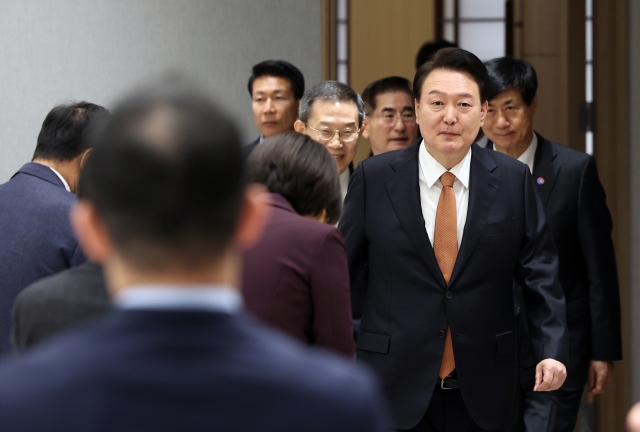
top-left (536, 177), bottom-right (545, 185)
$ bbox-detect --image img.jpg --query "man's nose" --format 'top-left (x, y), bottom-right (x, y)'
top-left (327, 134), bottom-right (343, 148)
top-left (443, 106), bottom-right (457, 124)
top-left (392, 114), bottom-right (407, 131)
top-left (264, 99), bottom-right (276, 113)
top-left (495, 112), bottom-right (510, 128)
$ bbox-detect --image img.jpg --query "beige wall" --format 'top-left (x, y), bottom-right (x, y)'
top-left (349, 0), bottom-right (434, 162)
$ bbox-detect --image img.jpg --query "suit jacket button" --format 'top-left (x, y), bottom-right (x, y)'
top-left (446, 291), bottom-right (453, 299)
top-left (439, 330), bottom-right (445, 338)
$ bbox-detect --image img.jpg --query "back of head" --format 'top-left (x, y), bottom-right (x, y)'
top-left (246, 131), bottom-right (341, 224)
top-left (413, 47), bottom-right (489, 103)
top-left (298, 80), bottom-right (366, 127)
top-left (415, 39), bottom-right (458, 70)
top-left (484, 57), bottom-right (538, 105)
top-left (79, 77), bottom-right (244, 269)
top-left (362, 76), bottom-right (414, 112)
top-left (247, 60), bottom-right (305, 99)
top-left (33, 102), bottom-right (109, 162)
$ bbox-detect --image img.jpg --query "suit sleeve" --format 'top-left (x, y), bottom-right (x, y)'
top-left (515, 167), bottom-right (569, 365)
top-left (338, 163), bottom-right (368, 324)
top-left (577, 157), bottom-right (622, 360)
top-left (309, 228), bottom-right (356, 357)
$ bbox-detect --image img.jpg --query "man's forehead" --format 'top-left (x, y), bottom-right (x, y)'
top-left (488, 88), bottom-right (525, 106)
top-left (423, 69), bottom-right (481, 97)
top-left (375, 91), bottom-right (414, 108)
top-left (309, 99), bottom-right (359, 120)
top-left (252, 75), bottom-right (293, 93)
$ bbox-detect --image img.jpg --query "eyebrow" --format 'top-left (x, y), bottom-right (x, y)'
top-left (428, 90), bottom-right (474, 98)
top-left (381, 106), bottom-right (415, 113)
top-left (317, 121), bottom-right (358, 128)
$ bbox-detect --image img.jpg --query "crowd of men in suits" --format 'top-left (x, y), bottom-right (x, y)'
top-left (0, 42), bottom-right (624, 431)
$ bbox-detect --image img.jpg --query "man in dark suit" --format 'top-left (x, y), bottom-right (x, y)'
top-left (0, 79), bottom-right (391, 432)
top-left (11, 261), bottom-right (108, 350)
top-left (245, 60), bottom-right (304, 156)
top-left (340, 48), bottom-right (569, 431)
top-left (482, 57), bottom-right (622, 432)
top-left (0, 102), bottom-right (108, 355)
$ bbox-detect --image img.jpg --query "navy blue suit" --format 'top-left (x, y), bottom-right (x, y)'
top-left (491, 134), bottom-right (622, 432)
top-left (0, 308), bottom-right (391, 432)
top-left (0, 162), bottom-right (85, 354)
top-left (340, 141), bottom-right (568, 430)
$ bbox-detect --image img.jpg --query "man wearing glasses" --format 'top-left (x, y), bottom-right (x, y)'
top-left (295, 81), bottom-right (365, 201)
top-left (361, 76), bottom-right (419, 156)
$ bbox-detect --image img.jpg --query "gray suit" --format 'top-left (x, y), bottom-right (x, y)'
top-left (11, 262), bottom-right (109, 350)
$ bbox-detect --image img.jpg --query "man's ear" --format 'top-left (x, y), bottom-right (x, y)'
top-left (414, 99), bottom-right (420, 123)
top-left (361, 117), bottom-right (370, 140)
top-left (479, 100), bottom-right (488, 127)
top-left (70, 201), bottom-right (113, 264)
top-left (234, 184), bottom-right (271, 250)
top-left (79, 149), bottom-right (93, 168)
top-left (293, 119), bottom-right (306, 134)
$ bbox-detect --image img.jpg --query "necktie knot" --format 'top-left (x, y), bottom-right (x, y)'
top-left (441, 172), bottom-right (456, 188)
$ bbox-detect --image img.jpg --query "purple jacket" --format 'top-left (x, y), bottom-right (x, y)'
top-left (242, 193), bottom-right (355, 357)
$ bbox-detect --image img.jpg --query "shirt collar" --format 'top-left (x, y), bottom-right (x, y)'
top-left (114, 284), bottom-right (243, 314)
top-left (418, 140), bottom-right (472, 189)
top-left (517, 133), bottom-right (538, 173)
top-left (48, 167), bottom-right (71, 192)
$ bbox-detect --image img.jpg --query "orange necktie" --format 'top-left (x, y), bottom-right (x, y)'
top-left (434, 171), bottom-right (457, 379)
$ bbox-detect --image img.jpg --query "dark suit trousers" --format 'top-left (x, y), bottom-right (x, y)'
top-left (405, 381), bottom-right (508, 432)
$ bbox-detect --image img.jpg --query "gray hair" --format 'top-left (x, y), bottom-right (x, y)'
top-left (298, 80), bottom-right (366, 127)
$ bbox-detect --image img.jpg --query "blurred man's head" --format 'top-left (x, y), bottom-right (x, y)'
top-left (482, 57), bottom-right (538, 158)
top-left (32, 102), bottom-right (110, 193)
top-left (248, 60), bottom-right (304, 139)
top-left (415, 39), bottom-right (457, 70)
top-left (413, 48), bottom-right (489, 169)
top-left (361, 77), bottom-right (418, 155)
top-left (294, 81), bottom-right (365, 174)
top-left (74, 78), bottom-right (266, 286)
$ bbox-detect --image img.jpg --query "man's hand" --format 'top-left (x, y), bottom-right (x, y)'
top-left (587, 360), bottom-right (613, 394)
top-left (534, 358), bottom-right (567, 391)
top-left (627, 402), bottom-right (640, 431)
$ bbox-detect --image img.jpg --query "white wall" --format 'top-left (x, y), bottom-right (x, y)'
top-left (630, 0), bottom-right (640, 403)
top-left (0, 0), bottom-right (322, 181)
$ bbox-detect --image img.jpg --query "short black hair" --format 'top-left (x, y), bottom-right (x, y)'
top-left (79, 77), bottom-right (245, 268)
top-left (298, 81), bottom-right (366, 127)
top-left (361, 76), bottom-right (414, 112)
top-left (484, 57), bottom-right (538, 106)
top-left (413, 47), bottom-right (489, 103)
top-left (415, 39), bottom-right (457, 70)
top-left (246, 131), bottom-right (341, 224)
top-left (247, 60), bottom-right (305, 99)
top-left (33, 102), bottom-right (109, 162)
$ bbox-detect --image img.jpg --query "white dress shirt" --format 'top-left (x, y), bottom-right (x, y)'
top-left (49, 167), bottom-right (71, 192)
top-left (418, 141), bottom-right (471, 247)
top-left (490, 133), bottom-right (538, 174)
top-left (340, 168), bottom-right (351, 202)
top-left (114, 284), bottom-right (243, 314)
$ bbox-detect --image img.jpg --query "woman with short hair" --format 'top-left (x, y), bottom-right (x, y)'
top-left (243, 131), bottom-right (354, 357)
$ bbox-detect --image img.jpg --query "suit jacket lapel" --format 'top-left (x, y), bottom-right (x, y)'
top-left (531, 133), bottom-right (559, 207)
top-left (386, 142), bottom-right (446, 287)
top-left (449, 145), bottom-right (501, 286)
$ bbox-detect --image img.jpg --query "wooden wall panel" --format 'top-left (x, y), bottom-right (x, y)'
top-left (349, 0), bottom-right (434, 163)
top-left (593, 0), bottom-right (631, 430)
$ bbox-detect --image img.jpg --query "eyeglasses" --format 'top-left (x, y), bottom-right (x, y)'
top-left (373, 110), bottom-right (416, 126)
top-left (305, 123), bottom-right (360, 143)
